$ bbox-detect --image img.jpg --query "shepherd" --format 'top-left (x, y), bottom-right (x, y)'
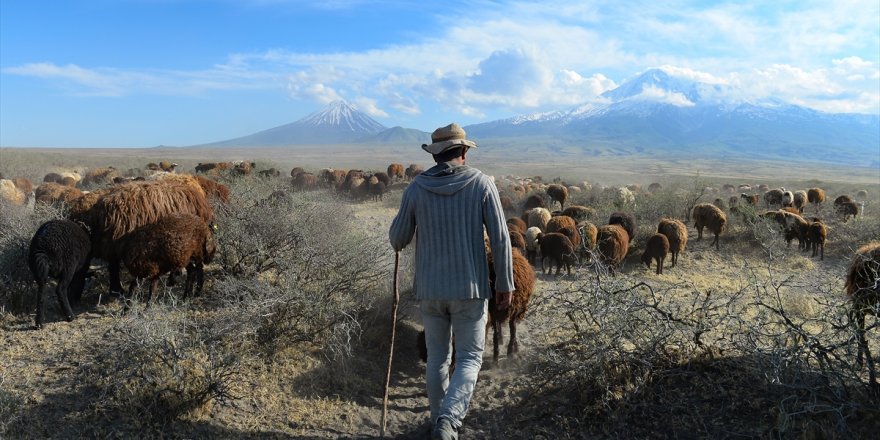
top-left (389, 123), bottom-right (514, 439)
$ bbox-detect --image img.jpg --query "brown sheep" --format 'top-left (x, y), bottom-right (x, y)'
top-left (807, 188), bottom-right (826, 211)
top-left (508, 230), bottom-right (527, 257)
top-left (779, 211), bottom-right (809, 250)
top-left (577, 221), bottom-right (598, 253)
top-left (258, 168), bottom-right (281, 178)
top-left (648, 182), bottom-right (663, 193)
top-left (522, 194), bottom-right (546, 211)
top-left (500, 195), bottom-right (515, 213)
top-left (834, 195), bottom-right (853, 209)
top-left (159, 161), bottom-right (178, 172)
top-left (561, 205), bottom-right (595, 223)
top-left (122, 213), bottom-right (216, 304)
top-left (712, 198), bottom-right (726, 211)
top-left (34, 182), bottom-right (83, 206)
top-left (43, 172), bottom-right (63, 183)
top-left (557, 225), bottom-right (582, 249)
top-left (545, 215), bottom-right (576, 234)
top-left (844, 242), bottom-right (879, 385)
top-left (82, 167), bottom-right (120, 187)
top-left (387, 163), bottom-right (404, 181)
top-left (86, 181), bottom-right (214, 295)
top-left (692, 203), bottom-right (727, 250)
top-left (740, 193), bottom-right (760, 206)
top-left (506, 217), bottom-right (527, 235)
top-left (837, 201), bottom-right (859, 222)
top-left (641, 233), bottom-right (670, 275)
top-left (608, 212), bottom-right (637, 243)
top-left (319, 168), bottom-right (347, 189)
top-left (12, 177), bottom-right (33, 195)
top-left (546, 184), bottom-right (568, 210)
top-left (487, 248), bottom-right (535, 361)
top-left (292, 172), bottom-right (318, 191)
top-left (793, 190), bottom-right (807, 213)
top-left (597, 224), bottom-right (629, 274)
top-left (807, 220), bottom-right (826, 260)
top-left (537, 232), bottom-right (577, 275)
top-left (147, 173), bottom-right (230, 205)
top-left (405, 164), bottom-right (423, 180)
top-left (657, 218), bottom-right (688, 267)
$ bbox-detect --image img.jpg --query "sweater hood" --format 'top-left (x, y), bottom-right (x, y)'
top-left (413, 162), bottom-right (482, 195)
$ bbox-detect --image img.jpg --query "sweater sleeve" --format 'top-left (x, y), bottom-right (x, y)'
top-left (483, 177), bottom-right (515, 293)
top-left (389, 185), bottom-right (416, 251)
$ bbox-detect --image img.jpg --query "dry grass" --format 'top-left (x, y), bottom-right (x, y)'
top-left (1, 148), bottom-right (878, 438)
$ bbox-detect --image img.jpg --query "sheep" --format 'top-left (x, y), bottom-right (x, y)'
top-left (122, 213), bottom-right (216, 304)
top-left (807, 188), bottom-right (826, 211)
top-left (758, 184), bottom-right (770, 193)
top-left (194, 162), bottom-right (231, 174)
top-left (524, 226), bottom-right (542, 265)
top-left (779, 211), bottom-right (809, 250)
top-left (387, 163), bottom-right (404, 181)
top-left (500, 195), bottom-right (516, 213)
top-left (292, 172), bottom-right (318, 191)
top-left (611, 187), bottom-right (636, 209)
top-left (692, 203), bottom-right (727, 250)
top-left (537, 232), bottom-right (577, 275)
top-left (509, 230), bottom-right (527, 256)
top-left (44, 171), bottom-right (82, 186)
top-left (522, 194), bottom-right (546, 211)
top-left (557, 225), bottom-right (582, 249)
top-left (712, 198), bottom-right (726, 211)
top-left (85, 180), bottom-right (214, 296)
top-left (545, 215), bottom-right (576, 234)
top-left (546, 184), bottom-right (568, 210)
top-left (487, 245), bottom-right (536, 361)
top-left (159, 160), bottom-right (178, 172)
top-left (320, 168), bottom-right (347, 189)
top-left (28, 220), bottom-right (92, 329)
top-left (837, 201), bottom-right (860, 222)
top-left (506, 217), bottom-right (527, 235)
top-left (792, 190), bottom-right (807, 213)
top-left (366, 175), bottom-right (386, 201)
top-left (404, 164), bottom-right (423, 180)
top-left (0, 179), bottom-right (27, 206)
top-left (764, 188), bottom-right (784, 208)
top-left (844, 242), bottom-right (880, 385)
top-left (648, 182), bottom-right (663, 193)
top-left (561, 205), bottom-right (595, 223)
top-left (740, 193), bottom-right (760, 206)
top-left (525, 207), bottom-right (552, 231)
top-left (641, 233), bottom-right (670, 275)
top-left (781, 190), bottom-right (794, 207)
top-left (577, 221), bottom-right (598, 252)
top-left (147, 172), bottom-right (231, 204)
top-left (82, 167), bottom-right (120, 187)
top-left (807, 220), bottom-right (827, 260)
top-left (608, 212), bottom-right (637, 243)
top-left (855, 189), bottom-right (869, 201)
top-left (33, 182), bottom-right (84, 206)
top-left (657, 218), bottom-right (688, 268)
top-left (597, 224), bottom-right (629, 274)
top-left (722, 184), bottom-right (736, 194)
top-left (833, 195), bottom-right (853, 209)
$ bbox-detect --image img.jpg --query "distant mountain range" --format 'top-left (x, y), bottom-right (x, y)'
top-left (201, 69), bottom-right (880, 167)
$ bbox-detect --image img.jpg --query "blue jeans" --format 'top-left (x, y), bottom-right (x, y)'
top-left (420, 298), bottom-right (488, 429)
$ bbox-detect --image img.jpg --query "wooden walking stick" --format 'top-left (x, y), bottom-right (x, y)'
top-left (380, 250), bottom-right (400, 437)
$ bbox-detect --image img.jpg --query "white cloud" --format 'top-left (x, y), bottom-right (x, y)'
top-left (633, 84), bottom-right (695, 107)
top-left (352, 97), bottom-right (388, 117)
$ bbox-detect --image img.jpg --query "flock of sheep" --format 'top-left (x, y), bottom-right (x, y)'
top-left (1, 161), bottom-right (876, 385)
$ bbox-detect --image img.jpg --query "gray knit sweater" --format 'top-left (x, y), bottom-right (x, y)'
top-left (389, 162), bottom-right (514, 300)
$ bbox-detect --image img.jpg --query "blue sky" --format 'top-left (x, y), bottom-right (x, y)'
top-left (1, 0), bottom-right (878, 147)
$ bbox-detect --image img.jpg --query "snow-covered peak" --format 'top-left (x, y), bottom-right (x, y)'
top-left (299, 100), bottom-right (386, 134)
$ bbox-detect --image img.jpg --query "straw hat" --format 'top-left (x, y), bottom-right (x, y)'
top-left (421, 123), bottom-right (478, 154)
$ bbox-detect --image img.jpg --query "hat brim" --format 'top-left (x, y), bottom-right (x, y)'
top-left (421, 139), bottom-right (478, 155)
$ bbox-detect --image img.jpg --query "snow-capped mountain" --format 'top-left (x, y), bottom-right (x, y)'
top-left (465, 68), bottom-right (879, 166)
top-left (204, 100), bottom-right (387, 146)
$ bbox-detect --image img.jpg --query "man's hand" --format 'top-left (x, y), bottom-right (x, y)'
top-left (495, 291), bottom-right (513, 310)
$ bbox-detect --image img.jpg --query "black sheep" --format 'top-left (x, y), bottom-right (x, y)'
top-left (609, 211), bottom-right (637, 243)
top-left (28, 220), bottom-right (92, 329)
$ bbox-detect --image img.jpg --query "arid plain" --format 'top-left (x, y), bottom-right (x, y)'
top-left (1, 146), bottom-right (878, 439)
